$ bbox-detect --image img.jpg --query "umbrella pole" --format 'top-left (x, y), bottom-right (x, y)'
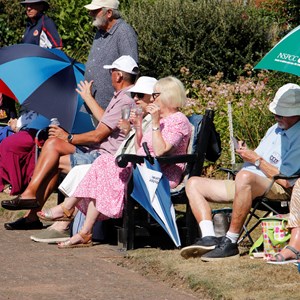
top-left (227, 101), bottom-right (235, 165)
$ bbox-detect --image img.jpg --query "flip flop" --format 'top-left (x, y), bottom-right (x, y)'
top-left (37, 204), bottom-right (75, 222)
top-left (267, 245), bottom-right (300, 265)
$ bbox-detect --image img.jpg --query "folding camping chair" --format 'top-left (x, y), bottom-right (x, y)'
top-left (219, 167), bottom-right (296, 246)
top-left (116, 109), bottom-right (221, 250)
top-left (238, 173), bottom-right (298, 246)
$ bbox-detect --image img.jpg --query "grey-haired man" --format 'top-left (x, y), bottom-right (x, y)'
top-left (180, 83), bottom-right (300, 261)
top-left (84, 0), bottom-right (138, 109)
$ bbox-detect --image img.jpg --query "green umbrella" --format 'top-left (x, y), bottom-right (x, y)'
top-left (254, 25), bottom-right (300, 76)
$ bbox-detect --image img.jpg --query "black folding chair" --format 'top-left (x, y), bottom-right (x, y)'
top-left (238, 174), bottom-right (298, 246)
top-left (116, 109), bottom-right (221, 250)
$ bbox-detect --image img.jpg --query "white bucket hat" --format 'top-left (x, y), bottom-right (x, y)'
top-left (84, 0), bottom-right (119, 10)
top-left (269, 83), bottom-right (300, 117)
top-left (128, 76), bottom-right (157, 95)
top-left (103, 55), bottom-right (139, 75)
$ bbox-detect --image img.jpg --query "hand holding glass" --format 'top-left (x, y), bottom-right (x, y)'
top-left (121, 105), bottom-right (131, 120)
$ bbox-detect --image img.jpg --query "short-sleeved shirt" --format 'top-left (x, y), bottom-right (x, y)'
top-left (85, 18), bottom-right (138, 109)
top-left (242, 121), bottom-right (300, 184)
top-left (137, 112), bottom-right (192, 188)
top-left (92, 86), bottom-right (135, 155)
top-left (22, 13), bottom-right (62, 49)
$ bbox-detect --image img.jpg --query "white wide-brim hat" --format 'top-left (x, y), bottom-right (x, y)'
top-left (269, 83), bottom-right (300, 117)
top-left (103, 55), bottom-right (139, 75)
top-left (128, 76), bottom-right (157, 95)
top-left (84, 0), bottom-right (119, 10)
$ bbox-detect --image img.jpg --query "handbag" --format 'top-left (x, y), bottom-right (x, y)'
top-left (249, 215), bottom-right (291, 258)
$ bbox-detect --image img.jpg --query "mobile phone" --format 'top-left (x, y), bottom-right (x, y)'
top-left (231, 136), bottom-right (239, 150)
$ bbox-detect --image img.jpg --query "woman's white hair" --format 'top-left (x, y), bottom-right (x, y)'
top-left (154, 76), bottom-right (186, 108)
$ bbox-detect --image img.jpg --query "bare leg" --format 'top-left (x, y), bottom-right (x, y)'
top-left (186, 176), bottom-right (232, 223)
top-left (23, 155), bottom-right (73, 221)
top-left (58, 200), bottom-right (100, 246)
top-left (228, 170), bottom-right (273, 234)
top-left (21, 138), bottom-right (75, 199)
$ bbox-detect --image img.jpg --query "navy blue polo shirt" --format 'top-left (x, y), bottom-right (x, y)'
top-left (22, 13), bottom-right (62, 48)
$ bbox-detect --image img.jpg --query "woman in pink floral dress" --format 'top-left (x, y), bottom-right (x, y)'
top-left (37, 76), bottom-right (192, 248)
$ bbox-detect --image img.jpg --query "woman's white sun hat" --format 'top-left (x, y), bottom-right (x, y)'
top-left (128, 76), bottom-right (158, 95)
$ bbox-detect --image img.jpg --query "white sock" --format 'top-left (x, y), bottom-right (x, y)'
top-left (199, 220), bottom-right (215, 237)
top-left (226, 231), bottom-right (239, 243)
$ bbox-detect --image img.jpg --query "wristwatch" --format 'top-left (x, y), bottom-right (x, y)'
top-left (67, 133), bottom-right (74, 143)
top-left (254, 157), bottom-right (262, 168)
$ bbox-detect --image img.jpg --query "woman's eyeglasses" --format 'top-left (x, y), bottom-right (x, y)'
top-left (152, 92), bottom-right (161, 100)
top-left (131, 92), bottom-right (145, 99)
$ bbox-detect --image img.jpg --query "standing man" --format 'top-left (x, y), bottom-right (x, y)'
top-left (84, 0), bottom-right (138, 109)
top-left (21, 0), bottom-right (62, 49)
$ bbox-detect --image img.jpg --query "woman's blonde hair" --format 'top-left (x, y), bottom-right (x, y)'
top-left (154, 76), bottom-right (186, 108)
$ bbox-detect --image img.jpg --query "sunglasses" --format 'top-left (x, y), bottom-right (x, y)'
top-left (131, 92), bottom-right (145, 99)
top-left (274, 114), bottom-right (285, 120)
top-left (152, 92), bottom-right (161, 100)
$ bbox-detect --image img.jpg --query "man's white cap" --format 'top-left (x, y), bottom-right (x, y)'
top-left (128, 76), bottom-right (157, 95)
top-left (269, 83), bottom-right (300, 117)
top-left (103, 55), bottom-right (139, 75)
top-left (84, 0), bottom-right (119, 10)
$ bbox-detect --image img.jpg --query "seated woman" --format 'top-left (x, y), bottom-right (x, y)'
top-left (267, 178), bottom-right (300, 264)
top-left (37, 76), bottom-right (192, 248)
top-left (30, 76), bottom-right (157, 243)
top-left (0, 109), bottom-right (49, 196)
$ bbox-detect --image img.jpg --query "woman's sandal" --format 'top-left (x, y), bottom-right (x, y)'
top-left (267, 245), bottom-right (300, 264)
top-left (37, 204), bottom-right (75, 222)
top-left (57, 231), bottom-right (92, 249)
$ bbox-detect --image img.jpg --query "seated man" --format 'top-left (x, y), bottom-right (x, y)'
top-left (29, 76), bottom-right (157, 243)
top-left (1, 55), bottom-right (138, 230)
top-left (180, 83), bottom-right (300, 261)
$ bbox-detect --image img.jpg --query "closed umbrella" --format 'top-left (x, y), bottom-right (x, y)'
top-left (131, 157), bottom-right (181, 247)
top-left (0, 43), bottom-right (94, 133)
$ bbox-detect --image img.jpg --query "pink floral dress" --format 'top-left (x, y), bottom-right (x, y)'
top-left (74, 112), bottom-right (191, 220)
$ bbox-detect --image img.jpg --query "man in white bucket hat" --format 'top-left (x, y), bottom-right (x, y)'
top-left (180, 83), bottom-right (300, 261)
top-left (83, 0), bottom-right (138, 109)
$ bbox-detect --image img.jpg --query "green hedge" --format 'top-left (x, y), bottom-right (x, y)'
top-left (123, 0), bottom-right (276, 81)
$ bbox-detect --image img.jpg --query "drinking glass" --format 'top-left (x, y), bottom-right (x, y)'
top-left (121, 105), bottom-right (131, 120)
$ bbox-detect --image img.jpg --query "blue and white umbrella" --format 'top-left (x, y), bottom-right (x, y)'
top-left (131, 158), bottom-right (181, 247)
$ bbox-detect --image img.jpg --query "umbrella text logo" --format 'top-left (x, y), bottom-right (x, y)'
top-left (275, 52), bottom-right (300, 66)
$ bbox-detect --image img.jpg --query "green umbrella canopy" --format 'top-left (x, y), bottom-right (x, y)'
top-left (254, 25), bottom-right (300, 76)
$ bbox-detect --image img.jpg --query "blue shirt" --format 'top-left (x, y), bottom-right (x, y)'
top-left (242, 121), bottom-right (300, 184)
top-left (85, 18), bottom-right (138, 109)
top-left (22, 14), bottom-right (62, 49)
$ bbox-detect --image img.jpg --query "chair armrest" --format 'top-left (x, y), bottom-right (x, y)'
top-left (261, 173), bottom-right (300, 198)
top-left (115, 153), bottom-right (197, 168)
top-left (272, 174), bottom-right (300, 181)
top-left (219, 167), bottom-right (238, 177)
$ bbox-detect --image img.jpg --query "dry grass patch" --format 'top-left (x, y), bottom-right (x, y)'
top-left (120, 247), bottom-right (300, 300)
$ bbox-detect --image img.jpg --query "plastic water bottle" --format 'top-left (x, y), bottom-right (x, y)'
top-left (50, 118), bottom-right (60, 126)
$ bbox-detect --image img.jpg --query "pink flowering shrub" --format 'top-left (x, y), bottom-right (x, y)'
top-left (181, 67), bottom-right (276, 167)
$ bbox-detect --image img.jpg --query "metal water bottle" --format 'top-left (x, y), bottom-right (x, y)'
top-left (50, 118), bottom-right (60, 126)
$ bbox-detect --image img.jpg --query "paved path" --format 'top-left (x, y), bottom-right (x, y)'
top-left (0, 218), bottom-right (198, 300)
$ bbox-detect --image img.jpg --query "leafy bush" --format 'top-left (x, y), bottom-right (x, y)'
top-left (123, 0), bottom-right (277, 81)
top-left (181, 68), bottom-right (300, 167)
